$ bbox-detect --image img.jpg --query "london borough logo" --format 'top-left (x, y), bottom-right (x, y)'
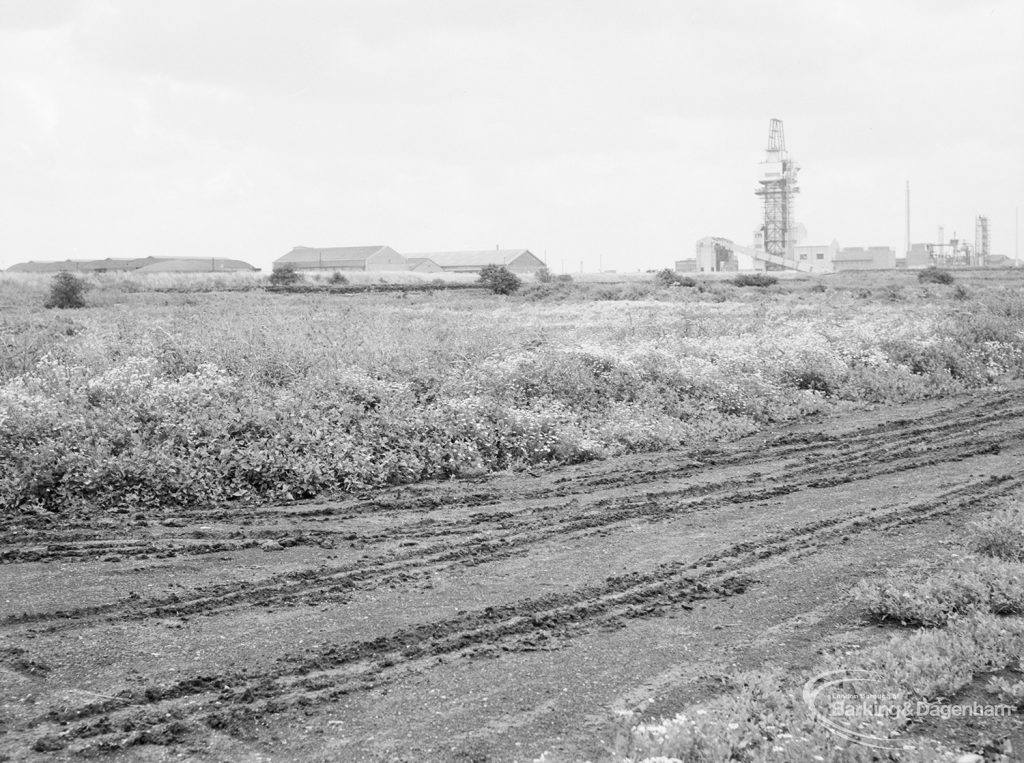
top-left (803, 669), bottom-right (1015, 750)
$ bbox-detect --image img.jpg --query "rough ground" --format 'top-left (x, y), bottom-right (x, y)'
top-left (2, 386), bottom-right (1024, 762)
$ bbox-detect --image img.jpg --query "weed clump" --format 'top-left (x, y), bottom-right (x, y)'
top-left (269, 265), bottom-right (302, 287)
top-left (970, 504), bottom-right (1024, 562)
top-left (478, 264), bottom-right (521, 295)
top-left (654, 269), bottom-right (696, 288)
top-left (731, 272), bottom-right (777, 287)
top-left (852, 558), bottom-right (1024, 626)
top-left (918, 266), bottom-right (954, 285)
top-left (45, 272), bottom-right (88, 309)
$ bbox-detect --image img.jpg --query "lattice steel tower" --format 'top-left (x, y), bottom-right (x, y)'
top-left (975, 215), bottom-right (990, 263)
top-left (755, 119), bottom-right (800, 259)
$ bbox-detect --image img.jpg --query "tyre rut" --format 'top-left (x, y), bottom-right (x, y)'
top-left (9, 472), bottom-right (1020, 756)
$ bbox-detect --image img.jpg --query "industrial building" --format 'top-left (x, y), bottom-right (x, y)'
top-left (272, 246), bottom-right (544, 275)
top-left (403, 249), bottom-right (545, 274)
top-left (682, 120), bottom-right (1005, 274)
top-left (406, 257), bottom-right (444, 273)
top-left (902, 217), bottom-right (995, 268)
top-left (833, 247), bottom-right (896, 271)
top-left (6, 257), bottom-right (257, 273)
top-left (273, 246), bottom-right (407, 272)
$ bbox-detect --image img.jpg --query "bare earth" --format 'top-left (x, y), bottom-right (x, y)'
top-left (2, 386), bottom-right (1024, 762)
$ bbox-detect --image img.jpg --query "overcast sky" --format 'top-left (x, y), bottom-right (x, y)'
top-left (1, 0), bottom-right (1021, 273)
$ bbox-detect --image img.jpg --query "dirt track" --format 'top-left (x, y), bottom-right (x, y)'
top-left (2, 386), bottom-right (1024, 761)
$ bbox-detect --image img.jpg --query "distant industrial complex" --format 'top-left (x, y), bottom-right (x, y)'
top-left (6, 119), bottom-right (1013, 278)
top-left (678, 119), bottom-right (1012, 275)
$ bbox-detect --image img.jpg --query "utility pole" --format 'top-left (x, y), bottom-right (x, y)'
top-left (905, 180), bottom-right (910, 258)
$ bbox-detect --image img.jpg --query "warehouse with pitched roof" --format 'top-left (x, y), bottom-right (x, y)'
top-left (273, 246), bottom-right (408, 272)
top-left (6, 256), bottom-right (256, 273)
top-left (406, 257), bottom-right (444, 273)
top-left (404, 249), bottom-right (544, 273)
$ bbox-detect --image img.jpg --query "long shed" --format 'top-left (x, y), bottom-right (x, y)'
top-left (274, 246), bottom-right (408, 272)
top-left (404, 249), bottom-right (544, 273)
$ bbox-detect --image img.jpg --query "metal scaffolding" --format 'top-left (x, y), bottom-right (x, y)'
top-left (755, 119), bottom-right (800, 260)
top-left (975, 215), bottom-right (990, 263)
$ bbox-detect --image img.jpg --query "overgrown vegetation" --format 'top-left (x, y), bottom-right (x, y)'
top-left (44, 272), bottom-right (88, 309)
top-left (852, 556), bottom-right (1024, 626)
top-left (654, 268), bottom-right (697, 288)
top-left (478, 264), bottom-right (522, 295)
top-left (732, 272), bottom-right (778, 287)
top-left (853, 501), bottom-right (1024, 626)
top-left (918, 266), bottom-right (955, 285)
top-left (970, 504), bottom-right (1024, 561)
top-left (2, 273), bottom-right (1024, 514)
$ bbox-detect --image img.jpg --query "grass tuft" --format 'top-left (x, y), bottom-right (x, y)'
top-left (969, 504), bottom-right (1024, 562)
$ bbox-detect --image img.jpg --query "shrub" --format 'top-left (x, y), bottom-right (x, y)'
top-left (732, 272), bottom-right (777, 287)
top-left (478, 264), bottom-right (521, 295)
top-left (45, 272), bottom-right (88, 309)
top-left (535, 266), bottom-right (553, 284)
top-left (269, 265), bottom-right (302, 287)
top-left (654, 268), bottom-right (696, 288)
top-left (328, 272), bottom-right (348, 285)
top-left (918, 266), bottom-right (954, 285)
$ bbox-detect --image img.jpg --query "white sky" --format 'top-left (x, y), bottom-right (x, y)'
top-left (1, 0), bottom-right (1021, 273)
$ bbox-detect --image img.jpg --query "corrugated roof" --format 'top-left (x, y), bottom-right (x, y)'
top-left (275, 246), bottom-right (388, 264)
top-left (7, 259), bottom-right (169, 272)
top-left (78, 258), bottom-right (144, 270)
top-left (6, 260), bottom-right (86, 272)
top-left (135, 258), bottom-right (256, 273)
top-left (405, 249), bottom-right (535, 268)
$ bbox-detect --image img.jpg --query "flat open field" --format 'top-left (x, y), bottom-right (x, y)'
top-left (2, 269), bottom-right (1024, 761)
